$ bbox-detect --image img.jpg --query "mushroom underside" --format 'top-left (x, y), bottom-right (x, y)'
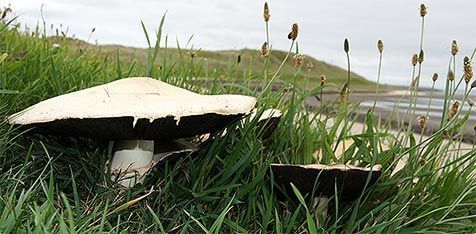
top-left (271, 164), bottom-right (381, 201)
top-left (17, 113), bottom-right (243, 140)
top-left (257, 116), bottom-right (281, 139)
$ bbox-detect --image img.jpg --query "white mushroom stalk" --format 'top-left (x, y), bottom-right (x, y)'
top-left (7, 77), bottom-right (256, 188)
top-left (110, 140), bottom-right (155, 187)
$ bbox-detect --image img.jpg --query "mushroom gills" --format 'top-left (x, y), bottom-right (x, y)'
top-left (110, 140), bottom-right (155, 187)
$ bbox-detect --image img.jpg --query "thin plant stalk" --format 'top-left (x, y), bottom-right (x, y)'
top-left (372, 50), bottom-right (383, 111)
top-left (341, 39), bottom-right (351, 160)
top-left (419, 80), bottom-right (436, 143)
top-left (259, 41), bottom-right (294, 98)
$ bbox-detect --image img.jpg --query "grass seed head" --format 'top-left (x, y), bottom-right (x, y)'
top-left (418, 50), bottom-right (424, 64)
top-left (411, 53), bottom-right (418, 66)
top-left (344, 38), bottom-right (349, 53)
top-left (263, 2), bottom-right (270, 22)
top-left (377, 40), bottom-right (384, 53)
top-left (260, 42), bottom-right (269, 57)
top-left (288, 23), bottom-right (299, 41)
top-left (320, 74), bottom-right (327, 84)
top-left (447, 69), bottom-right (455, 81)
top-left (339, 82), bottom-right (348, 101)
top-left (417, 116), bottom-right (428, 128)
top-left (451, 40), bottom-right (459, 56)
top-left (293, 54), bottom-right (304, 68)
top-left (306, 61), bottom-right (313, 71)
top-left (463, 56), bottom-right (473, 84)
top-left (1, 6), bottom-right (11, 20)
top-left (432, 73), bottom-right (438, 82)
top-left (447, 101), bottom-right (459, 121)
top-left (420, 4), bottom-right (427, 17)
top-left (443, 130), bottom-right (449, 139)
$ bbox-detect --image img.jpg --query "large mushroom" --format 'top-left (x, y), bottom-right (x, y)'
top-left (7, 77), bottom-right (256, 187)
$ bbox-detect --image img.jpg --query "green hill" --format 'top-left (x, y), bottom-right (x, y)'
top-left (65, 38), bottom-right (378, 90)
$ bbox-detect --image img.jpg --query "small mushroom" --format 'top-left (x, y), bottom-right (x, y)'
top-left (271, 163), bottom-right (381, 225)
top-left (249, 108), bottom-right (282, 139)
top-left (8, 77), bottom-right (256, 187)
top-left (271, 163), bottom-right (382, 200)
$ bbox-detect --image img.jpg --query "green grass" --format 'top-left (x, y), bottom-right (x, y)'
top-left (1, 7), bottom-right (475, 233)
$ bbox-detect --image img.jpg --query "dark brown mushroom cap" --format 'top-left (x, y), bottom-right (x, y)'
top-left (271, 164), bottom-right (382, 201)
top-left (7, 77), bottom-right (256, 140)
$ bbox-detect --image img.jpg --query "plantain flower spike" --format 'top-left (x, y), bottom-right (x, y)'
top-left (263, 2), bottom-right (270, 22)
top-left (420, 4), bottom-right (427, 17)
top-left (451, 40), bottom-right (459, 56)
top-left (411, 53), bottom-right (418, 66)
top-left (432, 73), bottom-right (438, 82)
top-left (463, 56), bottom-right (473, 84)
top-left (377, 40), bottom-right (384, 53)
top-left (288, 23), bottom-right (299, 41)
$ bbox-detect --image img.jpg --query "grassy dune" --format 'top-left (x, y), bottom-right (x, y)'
top-left (65, 37), bottom-right (376, 90)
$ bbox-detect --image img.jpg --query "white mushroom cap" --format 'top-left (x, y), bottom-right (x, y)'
top-left (8, 77), bottom-right (256, 140)
top-left (249, 108), bottom-right (282, 122)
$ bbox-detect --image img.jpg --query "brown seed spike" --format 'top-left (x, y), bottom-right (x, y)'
top-left (288, 23), bottom-right (298, 41)
top-left (306, 61), bottom-right (313, 71)
top-left (418, 50), bottom-right (424, 64)
top-left (377, 40), bottom-right (384, 53)
top-left (411, 53), bottom-right (418, 66)
top-left (420, 4), bottom-right (427, 17)
top-left (432, 73), bottom-right (438, 82)
top-left (448, 70), bottom-right (455, 81)
top-left (344, 39), bottom-right (349, 53)
top-left (320, 75), bottom-right (327, 84)
top-left (293, 54), bottom-right (304, 68)
top-left (451, 40), bottom-right (459, 56)
top-left (463, 56), bottom-right (473, 84)
top-left (339, 82), bottom-right (348, 101)
top-left (417, 116), bottom-right (428, 128)
top-left (263, 2), bottom-right (270, 22)
top-left (447, 101), bottom-right (459, 121)
top-left (260, 42), bottom-right (269, 57)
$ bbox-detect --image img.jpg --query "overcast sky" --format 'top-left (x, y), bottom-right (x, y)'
top-left (6, 0), bottom-right (476, 88)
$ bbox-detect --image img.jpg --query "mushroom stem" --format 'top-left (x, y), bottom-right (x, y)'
top-left (313, 196), bottom-right (329, 228)
top-left (110, 140), bottom-right (155, 187)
